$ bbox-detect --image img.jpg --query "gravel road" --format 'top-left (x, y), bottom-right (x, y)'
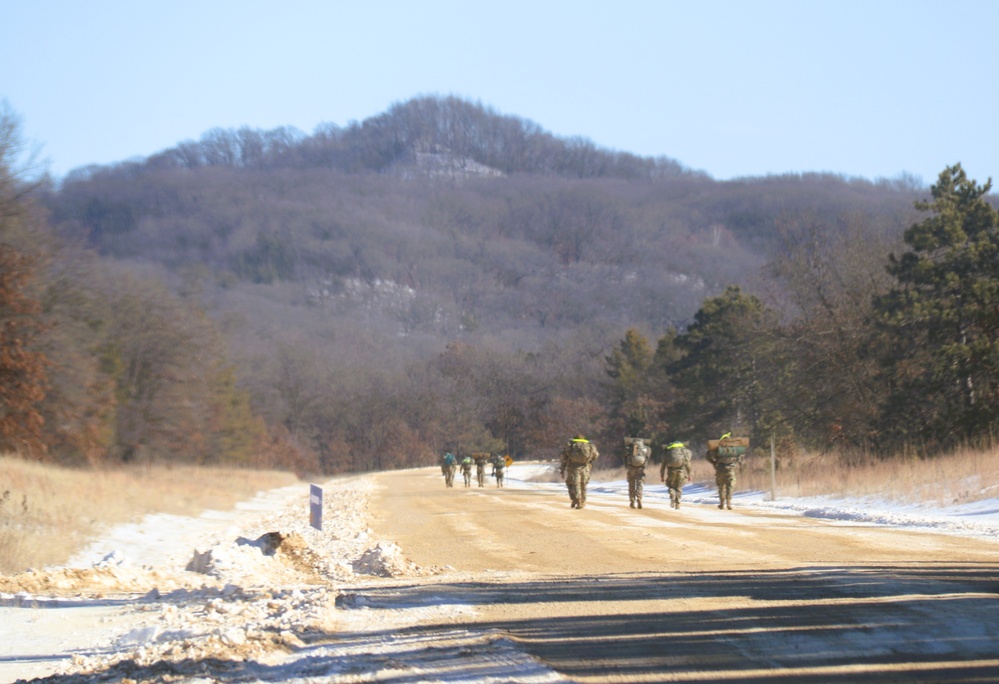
top-left (359, 466), bottom-right (999, 682)
top-left (4, 463), bottom-right (999, 683)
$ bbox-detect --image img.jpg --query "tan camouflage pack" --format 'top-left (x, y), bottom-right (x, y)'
top-left (664, 445), bottom-right (691, 468)
top-left (567, 440), bottom-right (591, 465)
top-left (626, 439), bottom-right (650, 467)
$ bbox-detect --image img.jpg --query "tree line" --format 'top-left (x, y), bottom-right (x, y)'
top-left (125, 95), bottom-right (696, 180)
top-left (2, 96), bottom-right (995, 474)
top-left (600, 164), bottom-right (999, 459)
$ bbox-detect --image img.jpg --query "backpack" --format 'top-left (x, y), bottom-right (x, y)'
top-left (567, 440), bottom-right (591, 465)
top-left (627, 442), bottom-right (649, 467)
top-left (443, 453), bottom-right (456, 466)
top-left (664, 446), bottom-right (691, 468)
top-left (713, 437), bottom-right (748, 464)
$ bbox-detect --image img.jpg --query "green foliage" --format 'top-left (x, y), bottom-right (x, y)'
top-left (603, 329), bottom-right (659, 438)
top-left (604, 329), bottom-right (654, 390)
top-left (666, 286), bottom-right (780, 442)
top-left (874, 164), bottom-right (999, 448)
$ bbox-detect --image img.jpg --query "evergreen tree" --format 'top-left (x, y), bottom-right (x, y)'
top-left (603, 328), bottom-right (657, 438)
top-left (874, 164), bottom-right (999, 448)
top-left (667, 286), bottom-right (778, 442)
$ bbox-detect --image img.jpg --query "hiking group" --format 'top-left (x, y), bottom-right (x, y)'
top-left (616, 433), bottom-right (746, 511)
top-left (616, 437), bottom-right (693, 510)
top-left (440, 451), bottom-right (508, 489)
top-left (440, 433), bottom-right (747, 511)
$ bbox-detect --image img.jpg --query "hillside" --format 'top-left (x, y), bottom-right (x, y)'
top-left (7, 95), bottom-right (951, 472)
top-left (46, 96), bottom-right (919, 347)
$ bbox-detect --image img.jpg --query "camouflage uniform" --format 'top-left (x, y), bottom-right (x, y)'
top-left (624, 439), bottom-right (651, 509)
top-left (706, 448), bottom-right (741, 509)
top-left (441, 452), bottom-right (457, 488)
top-left (560, 436), bottom-right (599, 509)
top-left (474, 453), bottom-right (489, 487)
top-left (492, 454), bottom-right (506, 487)
top-left (460, 456), bottom-right (473, 487)
top-left (660, 442), bottom-right (692, 509)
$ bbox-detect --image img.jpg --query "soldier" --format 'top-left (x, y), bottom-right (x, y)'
top-left (706, 433), bottom-right (744, 510)
top-left (623, 438), bottom-right (650, 509)
top-left (474, 452), bottom-right (489, 487)
top-left (460, 454), bottom-right (474, 487)
top-left (441, 451), bottom-right (457, 488)
top-left (492, 453), bottom-right (507, 487)
top-left (559, 434), bottom-right (599, 509)
top-left (660, 441), bottom-right (692, 509)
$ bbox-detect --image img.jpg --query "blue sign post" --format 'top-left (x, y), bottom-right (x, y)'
top-left (309, 484), bottom-right (323, 531)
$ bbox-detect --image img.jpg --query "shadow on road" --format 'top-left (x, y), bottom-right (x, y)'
top-left (23, 563), bottom-right (999, 683)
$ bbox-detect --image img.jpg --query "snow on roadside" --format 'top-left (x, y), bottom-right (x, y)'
top-left (0, 474), bottom-right (450, 682)
top-left (521, 461), bottom-right (999, 541)
top-left (3, 461), bottom-right (999, 683)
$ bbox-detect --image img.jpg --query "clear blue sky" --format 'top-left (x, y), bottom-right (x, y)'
top-left (3, 0), bottom-right (997, 185)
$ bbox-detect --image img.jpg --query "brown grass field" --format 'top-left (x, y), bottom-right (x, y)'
top-left (0, 458), bottom-right (299, 574)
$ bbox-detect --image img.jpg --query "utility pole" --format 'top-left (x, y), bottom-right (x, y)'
top-left (769, 432), bottom-right (777, 501)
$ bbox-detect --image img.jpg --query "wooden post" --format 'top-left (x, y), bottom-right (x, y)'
top-left (769, 432), bottom-right (777, 501)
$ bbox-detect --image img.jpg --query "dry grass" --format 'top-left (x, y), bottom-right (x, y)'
top-left (732, 444), bottom-right (999, 506)
top-left (586, 444), bottom-right (999, 508)
top-left (0, 457), bottom-right (300, 574)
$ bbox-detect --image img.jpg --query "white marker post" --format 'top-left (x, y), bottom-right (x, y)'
top-left (309, 484), bottom-right (323, 531)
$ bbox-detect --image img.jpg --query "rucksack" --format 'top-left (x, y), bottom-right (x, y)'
top-left (443, 453), bottom-right (456, 466)
top-left (567, 440), bottom-right (591, 465)
top-left (714, 437), bottom-right (748, 464)
top-left (627, 442), bottom-right (649, 467)
top-left (664, 446), bottom-right (691, 468)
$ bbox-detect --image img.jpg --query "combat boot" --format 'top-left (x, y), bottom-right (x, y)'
top-left (629, 500), bottom-right (635, 508)
top-left (637, 499), bottom-right (642, 509)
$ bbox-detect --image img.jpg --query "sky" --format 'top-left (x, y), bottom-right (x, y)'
top-left (2, 0), bottom-right (998, 185)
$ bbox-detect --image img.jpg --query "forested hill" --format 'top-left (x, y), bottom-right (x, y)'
top-left (11, 94), bottom-right (974, 475)
top-left (46, 96), bottom-right (918, 341)
top-left (81, 95), bottom-right (698, 179)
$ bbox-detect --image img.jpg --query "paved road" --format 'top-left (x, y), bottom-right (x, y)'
top-left (359, 465), bottom-right (999, 683)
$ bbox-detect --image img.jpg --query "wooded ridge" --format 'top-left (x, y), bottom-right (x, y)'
top-left (2, 96), bottom-right (995, 473)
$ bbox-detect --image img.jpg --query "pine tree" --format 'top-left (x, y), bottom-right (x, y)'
top-left (874, 164), bottom-right (999, 447)
top-left (604, 328), bottom-right (659, 438)
top-left (667, 286), bottom-right (778, 441)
